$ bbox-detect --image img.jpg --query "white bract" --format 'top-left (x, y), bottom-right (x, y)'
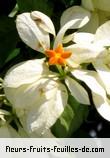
top-left (4, 59), bottom-right (68, 137)
top-left (61, 1), bottom-right (110, 33)
top-left (70, 21), bottom-right (110, 121)
top-left (0, 124), bottom-right (20, 138)
top-left (16, 11), bottom-right (55, 52)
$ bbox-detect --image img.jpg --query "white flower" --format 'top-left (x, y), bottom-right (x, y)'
top-left (16, 10), bottom-right (94, 105)
top-left (69, 21), bottom-right (110, 121)
top-left (4, 10), bottom-right (96, 137)
top-left (4, 59), bottom-right (68, 137)
top-left (61, 1), bottom-right (110, 33)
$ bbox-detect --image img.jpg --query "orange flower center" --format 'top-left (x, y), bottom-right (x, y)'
top-left (45, 44), bottom-right (72, 65)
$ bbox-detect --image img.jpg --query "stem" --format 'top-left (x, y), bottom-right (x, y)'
top-left (56, 65), bottom-right (64, 76)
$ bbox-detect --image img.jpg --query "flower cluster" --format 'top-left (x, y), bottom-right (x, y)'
top-left (1, 0), bottom-right (110, 137)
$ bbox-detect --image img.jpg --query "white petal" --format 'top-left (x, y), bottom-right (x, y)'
top-left (93, 60), bottom-right (110, 95)
top-left (28, 129), bottom-right (55, 138)
top-left (65, 44), bottom-right (99, 68)
top-left (72, 69), bottom-right (110, 121)
top-left (4, 78), bottom-right (59, 109)
top-left (40, 129), bottom-right (55, 138)
top-left (98, 10), bottom-right (110, 26)
top-left (31, 11), bottom-right (55, 36)
top-left (3, 59), bottom-right (49, 88)
top-left (60, 6), bottom-right (91, 28)
top-left (71, 69), bottom-right (106, 97)
top-left (94, 0), bottom-right (110, 12)
top-left (94, 20), bottom-right (110, 45)
top-left (65, 76), bottom-right (90, 105)
top-left (79, 12), bottom-right (99, 33)
top-left (0, 109), bottom-right (10, 116)
top-left (16, 13), bottom-right (50, 51)
top-left (18, 126), bottom-right (29, 137)
top-left (93, 93), bottom-right (110, 121)
top-left (62, 33), bottom-right (74, 44)
top-left (0, 125), bottom-right (20, 138)
top-left (54, 15), bottom-right (91, 48)
top-left (73, 32), bottom-right (94, 45)
top-left (82, 0), bottom-right (95, 11)
top-left (97, 101), bottom-right (110, 121)
top-left (0, 109), bottom-right (10, 122)
top-left (20, 83), bottom-right (68, 136)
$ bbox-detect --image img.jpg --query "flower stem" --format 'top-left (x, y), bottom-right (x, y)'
top-left (56, 65), bottom-right (64, 76)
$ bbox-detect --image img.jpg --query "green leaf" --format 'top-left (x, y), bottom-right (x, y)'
top-left (51, 104), bottom-right (75, 137)
top-left (5, 48), bottom-right (20, 64)
top-left (68, 95), bottom-right (89, 134)
top-left (51, 95), bottom-right (89, 137)
top-left (0, 16), bottom-right (19, 68)
top-left (17, 0), bottom-right (53, 16)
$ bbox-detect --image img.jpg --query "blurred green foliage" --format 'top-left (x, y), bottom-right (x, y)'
top-left (17, 0), bottom-right (53, 16)
top-left (0, 16), bottom-right (19, 69)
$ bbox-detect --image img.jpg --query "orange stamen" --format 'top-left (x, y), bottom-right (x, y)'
top-left (45, 44), bottom-right (72, 65)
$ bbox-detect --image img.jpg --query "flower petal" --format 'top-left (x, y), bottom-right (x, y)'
top-left (94, 20), bottom-right (110, 46)
top-left (93, 93), bottom-right (110, 121)
top-left (19, 83), bottom-right (68, 136)
top-left (54, 14), bottom-right (91, 48)
top-left (93, 60), bottom-right (110, 95)
top-left (65, 76), bottom-right (90, 105)
top-left (79, 12), bottom-right (99, 33)
top-left (60, 6), bottom-right (91, 28)
top-left (0, 125), bottom-right (20, 138)
top-left (82, 0), bottom-right (95, 11)
top-left (71, 69), bottom-right (110, 121)
top-left (29, 129), bottom-right (55, 138)
top-left (40, 129), bottom-right (55, 138)
top-left (3, 59), bottom-right (49, 88)
top-left (94, 0), bottom-right (110, 12)
top-left (71, 69), bottom-right (106, 97)
top-left (65, 44), bottom-right (99, 68)
top-left (31, 11), bottom-right (55, 36)
top-left (73, 32), bottom-right (94, 45)
top-left (98, 10), bottom-right (110, 26)
top-left (4, 78), bottom-right (59, 109)
top-left (16, 13), bottom-right (50, 52)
